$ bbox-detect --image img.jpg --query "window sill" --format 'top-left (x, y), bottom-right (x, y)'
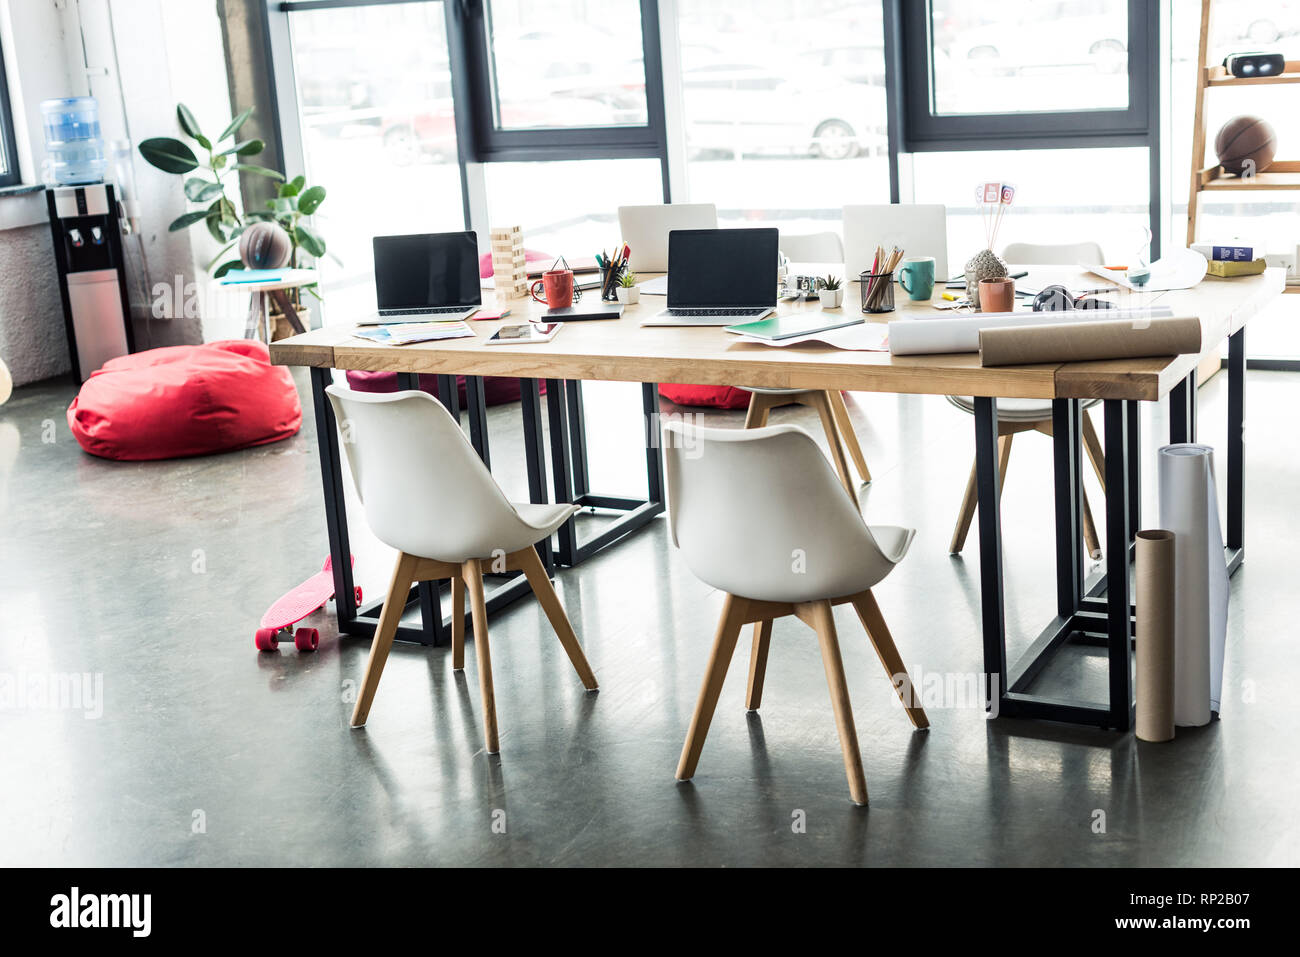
top-left (0, 183), bottom-right (43, 197)
top-left (0, 184), bottom-right (49, 231)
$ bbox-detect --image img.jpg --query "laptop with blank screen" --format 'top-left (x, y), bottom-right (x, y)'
top-left (641, 228), bottom-right (779, 326)
top-left (363, 231), bottom-right (481, 324)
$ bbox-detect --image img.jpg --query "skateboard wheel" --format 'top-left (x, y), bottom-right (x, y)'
top-left (354, 586), bottom-right (363, 605)
top-left (254, 628), bottom-right (280, 651)
top-left (294, 627), bottom-right (319, 652)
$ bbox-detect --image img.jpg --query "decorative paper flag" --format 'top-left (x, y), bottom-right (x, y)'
top-left (1000, 184), bottom-right (1016, 205)
top-left (982, 182), bottom-right (1002, 204)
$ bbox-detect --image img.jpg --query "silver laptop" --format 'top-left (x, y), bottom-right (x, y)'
top-left (842, 204), bottom-right (948, 284)
top-left (617, 203), bottom-right (718, 273)
top-left (362, 231), bottom-right (481, 324)
top-left (641, 228), bottom-right (778, 327)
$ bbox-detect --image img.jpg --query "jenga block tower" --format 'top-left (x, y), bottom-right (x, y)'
top-left (489, 225), bottom-right (528, 300)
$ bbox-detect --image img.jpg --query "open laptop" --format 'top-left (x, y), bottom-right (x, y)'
top-left (641, 228), bottom-right (778, 326)
top-left (617, 203), bottom-right (718, 274)
top-left (364, 231), bottom-right (480, 323)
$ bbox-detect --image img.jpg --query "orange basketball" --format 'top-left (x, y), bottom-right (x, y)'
top-left (1215, 115), bottom-right (1277, 176)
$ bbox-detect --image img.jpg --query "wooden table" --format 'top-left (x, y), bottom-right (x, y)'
top-left (272, 266), bottom-right (1283, 731)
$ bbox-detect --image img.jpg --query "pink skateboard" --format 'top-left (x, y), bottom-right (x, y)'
top-left (255, 555), bottom-right (362, 652)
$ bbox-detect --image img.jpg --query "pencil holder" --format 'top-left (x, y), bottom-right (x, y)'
top-left (599, 265), bottom-right (624, 302)
top-left (859, 270), bottom-right (895, 313)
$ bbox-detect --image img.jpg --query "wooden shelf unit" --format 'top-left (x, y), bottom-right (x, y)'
top-left (1205, 59), bottom-right (1300, 86)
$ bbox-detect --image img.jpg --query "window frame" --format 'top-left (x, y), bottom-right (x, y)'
top-left (0, 36), bottom-right (23, 188)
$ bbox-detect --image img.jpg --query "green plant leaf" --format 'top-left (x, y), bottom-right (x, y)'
top-left (212, 259), bottom-right (243, 279)
top-left (184, 177), bottom-right (224, 202)
top-left (278, 174), bottom-right (306, 198)
top-left (176, 104), bottom-right (210, 149)
top-left (204, 210), bottom-right (227, 243)
top-left (220, 138), bottom-right (264, 157)
top-left (168, 210), bottom-right (210, 232)
top-left (295, 225), bottom-right (326, 259)
top-left (139, 137), bottom-right (200, 174)
top-left (297, 185), bottom-right (326, 216)
top-left (205, 239), bottom-right (239, 271)
top-left (231, 163), bottom-right (285, 180)
top-left (218, 106), bottom-right (254, 143)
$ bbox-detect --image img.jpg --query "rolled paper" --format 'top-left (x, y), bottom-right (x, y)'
top-left (887, 306), bottom-right (1174, 356)
top-left (1158, 444), bottom-right (1229, 727)
top-left (1135, 529), bottom-right (1177, 742)
top-left (978, 316), bottom-right (1203, 367)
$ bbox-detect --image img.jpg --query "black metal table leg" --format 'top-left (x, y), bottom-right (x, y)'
top-left (1103, 400), bottom-right (1134, 731)
top-left (465, 376), bottom-right (490, 467)
top-left (311, 367), bottom-right (357, 622)
top-left (436, 374), bottom-right (461, 421)
top-left (974, 397), bottom-right (1008, 712)
top-left (546, 378), bottom-right (579, 565)
top-left (566, 380), bottom-right (590, 499)
top-left (519, 379), bottom-right (555, 575)
top-left (643, 381), bottom-right (665, 504)
top-left (1126, 398), bottom-right (1141, 536)
top-left (1169, 369), bottom-right (1197, 444)
top-left (1227, 328), bottom-right (1245, 557)
top-left (1052, 398), bottom-right (1083, 620)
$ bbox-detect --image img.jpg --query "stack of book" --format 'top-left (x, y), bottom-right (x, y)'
top-left (1191, 241), bottom-right (1267, 278)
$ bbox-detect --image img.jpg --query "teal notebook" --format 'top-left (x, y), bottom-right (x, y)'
top-left (725, 314), bottom-right (863, 341)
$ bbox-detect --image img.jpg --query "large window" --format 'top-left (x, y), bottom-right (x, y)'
top-left (674, 0), bottom-right (890, 231)
top-left (283, 1), bottom-right (465, 322)
top-left (0, 38), bottom-right (21, 188)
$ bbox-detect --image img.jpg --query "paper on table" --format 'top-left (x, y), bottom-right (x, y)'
top-left (1082, 248), bottom-right (1208, 292)
top-left (639, 275), bottom-right (669, 295)
top-left (888, 306), bottom-right (1174, 356)
top-left (978, 316), bottom-right (1202, 366)
top-left (734, 322), bottom-right (890, 351)
top-left (1135, 529), bottom-right (1177, 743)
top-left (1157, 444), bottom-right (1229, 726)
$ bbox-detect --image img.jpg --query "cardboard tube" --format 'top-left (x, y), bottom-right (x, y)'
top-left (978, 317), bottom-right (1203, 366)
top-left (1135, 529), bottom-right (1177, 742)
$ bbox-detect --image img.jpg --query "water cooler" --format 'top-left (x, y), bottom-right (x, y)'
top-left (46, 183), bottom-right (135, 382)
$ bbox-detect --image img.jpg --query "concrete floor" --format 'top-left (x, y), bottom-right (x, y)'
top-left (1, 367), bottom-right (1297, 867)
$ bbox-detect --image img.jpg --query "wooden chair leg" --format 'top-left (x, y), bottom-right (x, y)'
top-left (1081, 485), bottom-right (1103, 560)
top-left (807, 391), bottom-right (855, 497)
top-left (826, 390), bottom-right (871, 483)
top-left (1082, 411), bottom-right (1106, 492)
top-left (949, 458), bottom-right (979, 554)
top-left (461, 559), bottom-right (500, 754)
top-left (742, 393), bottom-right (772, 429)
top-left (800, 599), bottom-right (868, 806)
top-left (350, 552), bottom-right (420, 728)
top-left (515, 546), bottom-right (598, 690)
top-left (950, 433), bottom-right (1013, 554)
top-left (849, 591), bottom-right (930, 730)
top-left (451, 574), bottom-right (465, 671)
top-left (745, 619), bottom-right (773, 711)
top-left (676, 594), bottom-right (747, 781)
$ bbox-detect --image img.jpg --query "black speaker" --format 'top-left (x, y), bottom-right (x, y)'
top-left (1223, 52), bottom-right (1286, 78)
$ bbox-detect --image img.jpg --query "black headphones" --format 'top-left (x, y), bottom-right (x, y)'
top-left (1032, 284), bottom-right (1114, 312)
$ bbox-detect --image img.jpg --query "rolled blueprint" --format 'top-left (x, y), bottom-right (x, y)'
top-left (888, 306), bottom-right (1175, 356)
top-left (979, 317), bottom-right (1202, 367)
top-left (1157, 444), bottom-right (1229, 727)
top-left (1135, 529), bottom-right (1177, 742)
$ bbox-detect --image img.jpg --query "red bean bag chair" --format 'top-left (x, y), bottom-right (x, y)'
top-left (67, 340), bottom-right (301, 461)
top-left (345, 371), bottom-right (543, 404)
top-left (658, 383), bottom-right (753, 410)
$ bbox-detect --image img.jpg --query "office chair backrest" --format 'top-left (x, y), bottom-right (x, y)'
top-left (843, 204), bottom-right (948, 281)
top-left (662, 421), bottom-right (902, 602)
top-left (617, 203), bottom-right (718, 272)
top-left (325, 385), bottom-right (525, 560)
top-left (779, 231), bottom-right (844, 263)
top-left (1001, 241), bottom-right (1105, 265)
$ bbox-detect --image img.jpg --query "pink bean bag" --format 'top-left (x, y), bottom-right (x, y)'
top-left (67, 340), bottom-right (302, 461)
top-left (478, 248), bottom-right (555, 279)
top-left (658, 384), bottom-right (753, 410)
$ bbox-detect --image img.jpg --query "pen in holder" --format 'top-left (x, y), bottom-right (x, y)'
top-left (599, 264), bottom-right (625, 302)
top-left (860, 270), bottom-right (895, 313)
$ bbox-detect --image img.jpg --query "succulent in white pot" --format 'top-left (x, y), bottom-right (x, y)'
top-left (817, 274), bottom-right (843, 308)
top-left (616, 270), bottom-right (640, 304)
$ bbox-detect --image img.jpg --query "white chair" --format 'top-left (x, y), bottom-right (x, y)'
top-left (744, 228), bottom-right (869, 494)
top-left (664, 420), bottom-right (928, 806)
top-left (947, 241), bottom-right (1110, 559)
top-left (326, 386), bottom-right (598, 753)
top-left (779, 230), bottom-right (844, 264)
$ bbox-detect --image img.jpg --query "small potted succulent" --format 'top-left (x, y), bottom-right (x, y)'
top-left (818, 274), bottom-right (843, 309)
top-left (616, 270), bottom-right (640, 305)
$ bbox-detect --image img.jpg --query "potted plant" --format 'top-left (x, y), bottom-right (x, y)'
top-left (818, 275), bottom-right (843, 309)
top-left (616, 270), bottom-right (640, 305)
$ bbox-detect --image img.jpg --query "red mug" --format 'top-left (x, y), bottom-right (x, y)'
top-left (530, 269), bottom-right (574, 309)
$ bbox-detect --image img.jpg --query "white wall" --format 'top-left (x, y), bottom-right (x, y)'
top-left (0, 0), bottom-right (234, 386)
